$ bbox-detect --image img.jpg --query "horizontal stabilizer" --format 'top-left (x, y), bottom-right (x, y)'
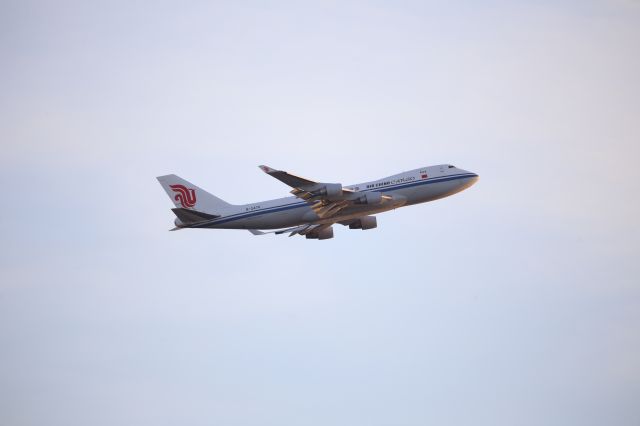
top-left (171, 208), bottom-right (219, 224)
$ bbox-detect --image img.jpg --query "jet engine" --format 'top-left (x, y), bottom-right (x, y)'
top-left (354, 192), bottom-right (383, 205)
top-left (306, 226), bottom-right (334, 240)
top-left (312, 183), bottom-right (342, 200)
top-left (349, 216), bottom-right (377, 230)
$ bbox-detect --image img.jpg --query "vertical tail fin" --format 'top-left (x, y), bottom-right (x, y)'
top-left (156, 174), bottom-right (234, 215)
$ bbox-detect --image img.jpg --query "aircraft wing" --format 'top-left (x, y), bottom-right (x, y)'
top-left (258, 165), bottom-right (320, 188)
top-left (249, 223), bottom-right (331, 238)
top-left (259, 165), bottom-right (361, 219)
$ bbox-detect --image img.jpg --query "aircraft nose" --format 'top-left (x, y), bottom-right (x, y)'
top-left (458, 171), bottom-right (479, 191)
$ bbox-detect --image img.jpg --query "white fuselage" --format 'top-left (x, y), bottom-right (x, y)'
top-left (190, 165), bottom-right (478, 230)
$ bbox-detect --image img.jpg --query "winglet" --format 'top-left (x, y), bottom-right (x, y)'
top-left (259, 165), bottom-right (276, 174)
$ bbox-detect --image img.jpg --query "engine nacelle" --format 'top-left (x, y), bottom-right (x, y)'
top-left (349, 216), bottom-right (377, 230)
top-left (354, 192), bottom-right (383, 205)
top-left (313, 183), bottom-right (342, 200)
top-left (306, 226), bottom-right (334, 240)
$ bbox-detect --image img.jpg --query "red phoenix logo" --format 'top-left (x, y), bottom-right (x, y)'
top-left (170, 184), bottom-right (197, 208)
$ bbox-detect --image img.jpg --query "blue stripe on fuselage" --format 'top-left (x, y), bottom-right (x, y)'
top-left (198, 172), bottom-right (476, 227)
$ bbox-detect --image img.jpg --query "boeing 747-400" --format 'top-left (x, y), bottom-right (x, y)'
top-left (157, 164), bottom-right (478, 240)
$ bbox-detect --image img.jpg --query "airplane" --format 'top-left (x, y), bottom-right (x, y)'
top-left (157, 164), bottom-right (478, 240)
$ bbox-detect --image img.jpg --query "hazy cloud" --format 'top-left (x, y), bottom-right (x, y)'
top-left (1, 1), bottom-right (639, 425)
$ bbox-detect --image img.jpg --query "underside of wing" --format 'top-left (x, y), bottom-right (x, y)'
top-left (248, 223), bottom-right (334, 239)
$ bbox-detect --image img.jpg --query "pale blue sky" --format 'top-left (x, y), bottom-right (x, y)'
top-left (1, 1), bottom-right (639, 425)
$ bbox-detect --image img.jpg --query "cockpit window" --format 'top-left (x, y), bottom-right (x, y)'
top-left (448, 165), bottom-right (455, 168)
